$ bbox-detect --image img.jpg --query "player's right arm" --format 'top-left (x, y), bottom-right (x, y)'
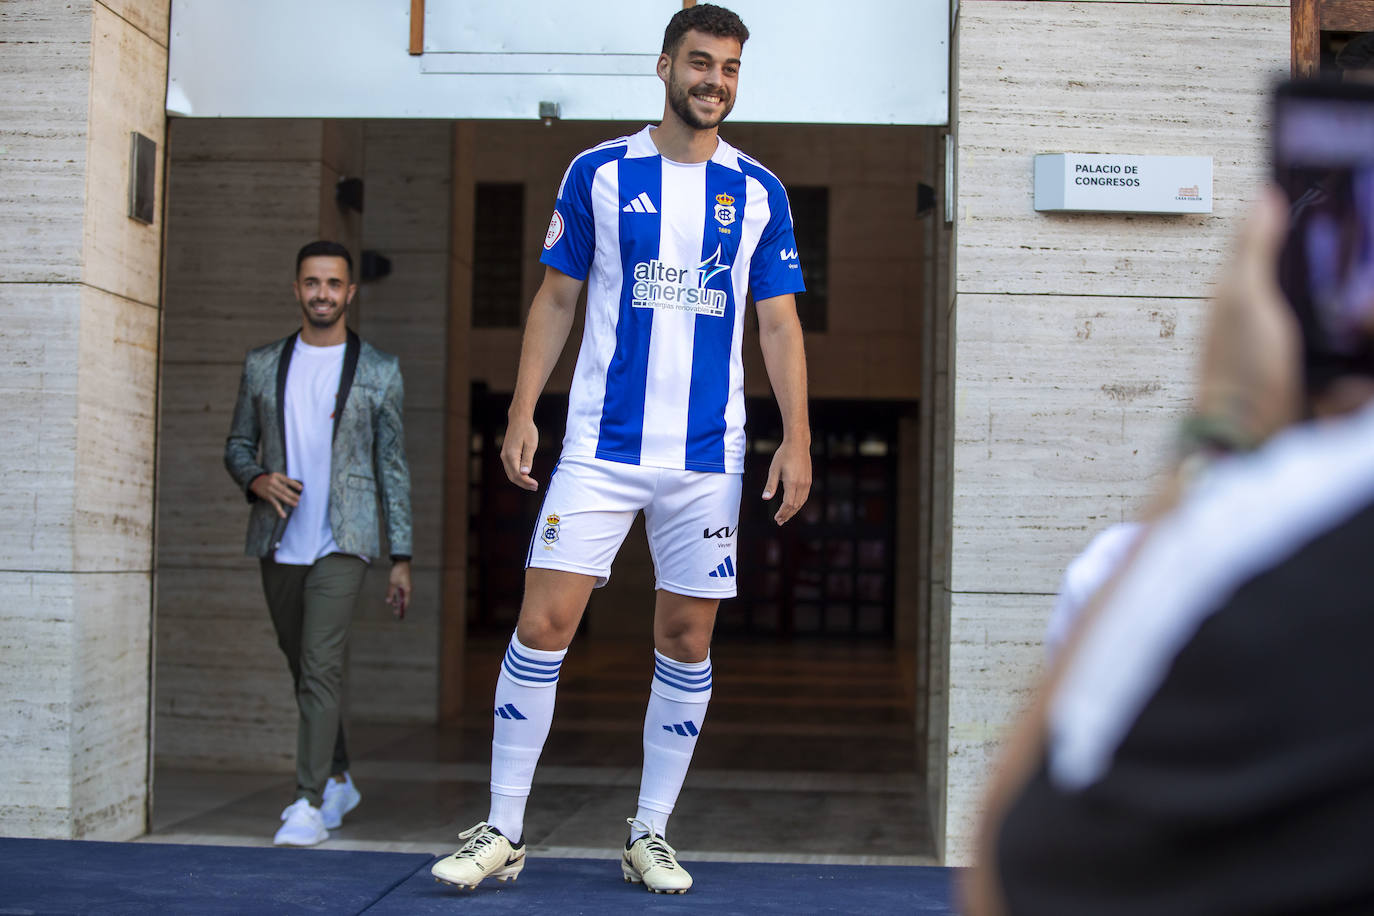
top-left (500, 266), bottom-right (585, 491)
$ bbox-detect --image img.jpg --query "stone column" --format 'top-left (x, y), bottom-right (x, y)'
top-left (0, 0), bottom-right (170, 839)
top-left (944, 0), bottom-right (1288, 864)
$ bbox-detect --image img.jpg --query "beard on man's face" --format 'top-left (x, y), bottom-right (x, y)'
top-left (666, 67), bottom-right (733, 130)
top-left (300, 297), bottom-right (346, 329)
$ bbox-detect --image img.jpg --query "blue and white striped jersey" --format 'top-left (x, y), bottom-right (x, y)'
top-left (540, 126), bottom-right (805, 474)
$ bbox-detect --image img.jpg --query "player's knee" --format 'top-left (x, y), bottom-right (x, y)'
top-left (655, 625), bottom-right (712, 663)
top-left (515, 609), bottom-right (578, 651)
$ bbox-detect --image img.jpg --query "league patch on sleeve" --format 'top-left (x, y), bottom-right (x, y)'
top-left (544, 210), bottom-right (565, 250)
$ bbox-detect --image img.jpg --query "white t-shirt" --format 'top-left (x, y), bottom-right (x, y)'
top-left (539, 126), bottom-right (806, 474)
top-left (1046, 521), bottom-right (1145, 661)
top-left (275, 339), bottom-right (346, 565)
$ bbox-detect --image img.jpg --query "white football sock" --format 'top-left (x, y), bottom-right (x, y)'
top-left (487, 633), bottom-right (565, 842)
top-left (632, 650), bottom-right (712, 841)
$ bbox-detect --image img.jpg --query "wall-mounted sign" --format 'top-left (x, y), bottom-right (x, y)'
top-left (1034, 153), bottom-right (1213, 214)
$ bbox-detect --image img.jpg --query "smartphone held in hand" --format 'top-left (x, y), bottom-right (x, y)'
top-left (1274, 80), bottom-right (1374, 393)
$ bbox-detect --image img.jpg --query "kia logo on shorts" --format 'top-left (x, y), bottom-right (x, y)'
top-left (702, 526), bottom-right (736, 539)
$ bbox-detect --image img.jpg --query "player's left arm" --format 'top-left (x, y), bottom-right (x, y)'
top-left (756, 293), bottom-right (811, 525)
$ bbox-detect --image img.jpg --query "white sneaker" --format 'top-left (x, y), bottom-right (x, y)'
top-left (320, 773), bottom-right (361, 829)
top-left (621, 818), bottom-right (692, 894)
top-left (273, 798), bottom-right (329, 846)
top-left (431, 822), bottom-right (525, 889)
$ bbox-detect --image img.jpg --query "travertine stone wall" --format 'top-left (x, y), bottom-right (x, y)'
top-left (351, 121), bottom-right (452, 722)
top-left (0, 0), bottom-right (169, 839)
top-left (155, 119), bottom-right (366, 770)
top-left (944, 0), bottom-right (1287, 863)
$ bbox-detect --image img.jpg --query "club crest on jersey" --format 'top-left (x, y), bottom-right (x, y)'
top-left (714, 192), bottom-right (736, 227)
top-left (630, 245), bottom-right (732, 318)
top-left (544, 211), bottom-right (564, 250)
top-left (541, 513), bottom-right (561, 547)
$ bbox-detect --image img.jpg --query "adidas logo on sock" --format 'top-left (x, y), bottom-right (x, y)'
top-left (622, 192), bottom-right (657, 214)
top-left (662, 720), bottom-right (700, 737)
top-left (494, 703), bottom-right (527, 720)
top-left (707, 557), bottom-right (736, 578)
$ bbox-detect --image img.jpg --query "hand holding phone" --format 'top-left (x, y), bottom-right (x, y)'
top-left (1274, 80), bottom-right (1374, 397)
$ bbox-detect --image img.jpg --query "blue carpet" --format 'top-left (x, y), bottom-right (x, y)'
top-left (373, 856), bottom-right (957, 915)
top-left (0, 839), bottom-right (957, 915)
top-left (0, 839), bottom-right (431, 915)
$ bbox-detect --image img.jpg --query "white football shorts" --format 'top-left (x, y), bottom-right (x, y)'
top-left (526, 455), bottom-right (743, 599)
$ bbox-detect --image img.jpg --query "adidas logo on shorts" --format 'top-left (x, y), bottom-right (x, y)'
top-left (707, 557), bottom-right (736, 579)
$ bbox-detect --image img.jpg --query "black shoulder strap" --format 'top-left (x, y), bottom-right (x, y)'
top-left (334, 329), bottom-right (361, 442)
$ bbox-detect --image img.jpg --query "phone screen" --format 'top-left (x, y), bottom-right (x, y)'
top-left (1275, 80), bottom-right (1374, 391)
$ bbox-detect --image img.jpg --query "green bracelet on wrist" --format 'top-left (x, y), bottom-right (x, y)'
top-left (1177, 414), bottom-right (1257, 457)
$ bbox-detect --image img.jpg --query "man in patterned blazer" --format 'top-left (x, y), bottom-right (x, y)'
top-left (224, 240), bottom-right (412, 846)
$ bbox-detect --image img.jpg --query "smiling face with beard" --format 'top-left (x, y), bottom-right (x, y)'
top-left (658, 30), bottom-right (741, 133)
top-left (293, 255), bottom-right (355, 335)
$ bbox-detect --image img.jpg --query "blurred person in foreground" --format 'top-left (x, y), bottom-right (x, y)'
top-left (1044, 520), bottom-right (1144, 662)
top-left (964, 188), bottom-right (1374, 915)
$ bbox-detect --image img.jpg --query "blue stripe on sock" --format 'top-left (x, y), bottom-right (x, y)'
top-left (506, 646), bottom-right (563, 671)
top-left (655, 655), bottom-right (710, 674)
top-left (673, 724), bottom-right (688, 736)
top-left (502, 658), bottom-right (560, 684)
top-left (654, 660), bottom-right (712, 684)
top-left (502, 644), bottom-right (563, 684)
top-left (684, 720), bottom-right (698, 736)
top-left (653, 669), bottom-right (713, 693)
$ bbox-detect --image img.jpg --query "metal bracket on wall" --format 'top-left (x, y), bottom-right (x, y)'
top-left (128, 132), bottom-right (156, 225)
top-left (944, 133), bottom-right (954, 225)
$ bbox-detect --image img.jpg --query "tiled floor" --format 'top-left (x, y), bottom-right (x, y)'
top-left (146, 638), bottom-right (935, 866)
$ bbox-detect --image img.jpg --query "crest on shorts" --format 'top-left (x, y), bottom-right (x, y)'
top-left (541, 513), bottom-right (561, 547)
top-left (714, 193), bottom-right (736, 227)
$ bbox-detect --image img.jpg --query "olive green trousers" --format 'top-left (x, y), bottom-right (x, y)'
top-left (260, 554), bottom-right (367, 807)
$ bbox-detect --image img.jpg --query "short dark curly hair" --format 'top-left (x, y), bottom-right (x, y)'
top-left (661, 4), bottom-right (749, 57)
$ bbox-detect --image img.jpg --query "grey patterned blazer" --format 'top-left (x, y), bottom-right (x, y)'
top-left (224, 329), bottom-right (413, 560)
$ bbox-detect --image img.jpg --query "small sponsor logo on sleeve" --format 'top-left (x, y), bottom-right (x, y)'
top-left (544, 211), bottom-right (565, 250)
